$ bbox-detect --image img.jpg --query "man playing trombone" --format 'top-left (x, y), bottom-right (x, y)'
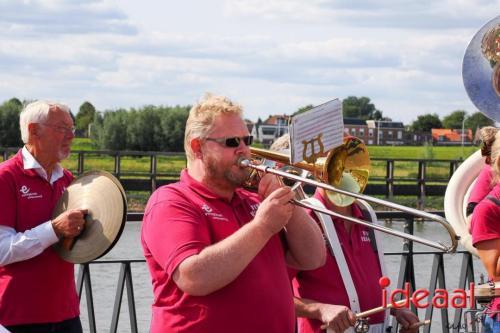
top-left (140, 94), bottom-right (326, 333)
top-left (270, 134), bottom-right (420, 333)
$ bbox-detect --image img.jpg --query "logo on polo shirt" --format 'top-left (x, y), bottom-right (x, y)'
top-left (249, 203), bottom-right (259, 217)
top-left (200, 204), bottom-right (228, 221)
top-left (19, 185), bottom-right (43, 200)
top-left (201, 204), bottom-right (213, 213)
top-left (361, 230), bottom-right (370, 242)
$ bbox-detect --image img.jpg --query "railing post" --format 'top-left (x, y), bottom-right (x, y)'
top-left (390, 217), bottom-right (417, 332)
top-left (451, 252), bottom-right (476, 332)
top-left (114, 152), bottom-right (121, 179)
top-left (424, 253), bottom-right (449, 333)
top-left (110, 262), bottom-right (138, 333)
top-left (418, 161), bottom-right (426, 209)
top-left (150, 154), bottom-right (157, 193)
top-left (77, 263), bottom-right (96, 333)
top-left (78, 152), bottom-right (84, 175)
top-left (449, 160), bottom-right (459, 180)
top-left (386, 160), bottom-right (394, 199)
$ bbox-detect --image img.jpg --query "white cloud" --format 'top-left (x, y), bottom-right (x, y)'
top-left (0, 0), bottom-right (496, 124)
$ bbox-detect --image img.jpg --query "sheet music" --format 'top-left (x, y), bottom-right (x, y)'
top-left (289, 99), bottom-right (344, 164)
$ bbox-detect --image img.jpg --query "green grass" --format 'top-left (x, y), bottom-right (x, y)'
top-left (64, 139), bottom-right (479, 211)
top-left (367, 145), bottom-right (479, 160)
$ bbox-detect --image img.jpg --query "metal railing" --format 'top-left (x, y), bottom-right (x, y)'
top-left (0, 148), bottom-right (467, 203)
top-left (77, 211), bottom-right (479, 333)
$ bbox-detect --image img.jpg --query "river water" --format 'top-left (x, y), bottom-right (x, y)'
top-left (79, 221), bottom-right (488, 333)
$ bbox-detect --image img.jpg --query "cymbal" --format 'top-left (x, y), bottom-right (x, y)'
top-left (52, 171), bottom-right (127, 263)
top-left (463, 15), bottom-right (500, 122)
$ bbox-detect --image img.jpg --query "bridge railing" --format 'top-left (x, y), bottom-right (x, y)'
top-left (77, 211), bottom-right (479, 333)
top-left (0, 148), bottom-right (467, 204)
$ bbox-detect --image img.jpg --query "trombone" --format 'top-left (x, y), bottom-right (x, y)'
top-left (239, 144), bottom-right (460, 253)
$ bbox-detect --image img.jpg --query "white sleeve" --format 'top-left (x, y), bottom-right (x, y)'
top-left (0, 222), bottom-right (59, 266)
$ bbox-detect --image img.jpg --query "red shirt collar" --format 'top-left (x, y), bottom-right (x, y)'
top-left (13, 149), bottom-right (39, 178)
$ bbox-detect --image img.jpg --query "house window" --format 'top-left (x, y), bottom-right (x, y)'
top-left (397, 131), bottom-right (402, 139)
top-left (344, 128), bottom-right (350, 134)
top-left (388, 130), bottom-right (393, 139)
top-left (350, 128), bottom-right (356, 135)
top-left (368, 139), bottom-right (373, 145)
top-left (369, 128), bottom-right (373, 137)
top-left (359, 128), bottom-right (365, 136)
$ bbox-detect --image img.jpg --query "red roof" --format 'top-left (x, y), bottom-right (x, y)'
top-left (431, 129), bottom-right (472, 142)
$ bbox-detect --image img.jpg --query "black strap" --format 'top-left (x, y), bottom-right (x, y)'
top-left (466, 202), bottom-right (478, 216)
top-left (486, 195), bottom-right (500, 207)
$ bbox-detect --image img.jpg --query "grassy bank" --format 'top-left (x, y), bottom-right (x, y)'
top-left (62, 139), bottom-right (477, 211)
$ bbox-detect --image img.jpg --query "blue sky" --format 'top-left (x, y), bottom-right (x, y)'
top-left (0, 0), bottom-right (498, 124)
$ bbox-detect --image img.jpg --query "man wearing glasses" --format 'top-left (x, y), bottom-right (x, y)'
top-left (0, 101), bottom-right (87, 332)
top-left (141, 93), bottom-right (326, 333)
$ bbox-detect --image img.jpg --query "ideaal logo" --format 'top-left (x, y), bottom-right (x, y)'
top-left (380, 276), bottom-right (474, 309)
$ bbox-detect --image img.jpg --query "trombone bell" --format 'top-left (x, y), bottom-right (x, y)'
top-left (250, 136), bottom-right (370, 207)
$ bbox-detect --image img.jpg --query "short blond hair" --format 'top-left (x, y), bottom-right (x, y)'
top-left (184, 93), bottom-right (243, 164)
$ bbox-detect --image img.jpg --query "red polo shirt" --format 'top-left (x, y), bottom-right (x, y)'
top-left (141, 169), bottom-right (295, 333)
top-left (0, 150), bottom-right (77, 325)
top-left (290, 192), bottom-right (384, 333)
top-left (468, 165), bottom-right (493, 204)
top-left (471, 183), bottom-right (500, 314)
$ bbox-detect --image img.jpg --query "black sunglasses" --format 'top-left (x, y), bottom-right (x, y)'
top-left (205, 135), bottom-right (253, 148)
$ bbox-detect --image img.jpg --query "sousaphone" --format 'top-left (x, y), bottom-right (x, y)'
top-left (445, 15), bottom-right (500, 256)
top-left (52, 171), bottom-right (127, 263)
top-left (463, 15), bottom-right (500, 122)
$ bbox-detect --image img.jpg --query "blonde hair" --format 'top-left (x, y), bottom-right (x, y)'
top-left (19, 100), bottom-right (71, 144)
top-left (480, 126), bottom-right (500, 182)
top-left (270, 133), bottom-right (290, 152)
top-left (184, 93), bottom-right (243, 164)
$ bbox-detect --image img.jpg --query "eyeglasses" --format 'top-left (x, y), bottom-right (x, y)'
top-left (40, 123), bottom-right (76, 135)
top-left (205, 135), bottom-right (253, 148)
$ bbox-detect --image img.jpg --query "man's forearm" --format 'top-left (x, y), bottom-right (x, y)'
top-left (285, 206), bottom-right (326, 270)
top-left (173, 219), bottom-right (273, 296)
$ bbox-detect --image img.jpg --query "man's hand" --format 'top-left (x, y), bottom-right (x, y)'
top-left (253, 184), bottom-right (295, 238)
top-left (257, 173), bottom-right (284, 199)
top-left (51, 209), bottom-right (88, 238)
top-left (318, 304), bottom-right (357, 333)
top-left (394, 308), bottom-right (420, 333)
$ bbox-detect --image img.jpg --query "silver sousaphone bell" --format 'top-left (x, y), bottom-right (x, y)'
top-left (463, 15), bottom-right (500, 122)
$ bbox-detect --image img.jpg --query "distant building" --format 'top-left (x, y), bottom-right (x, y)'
top-left (366, 120), bottom-right (405, 145)
top-left (406, 131), bottom-right (433, 145)
top-left (251, 115), bottom-right (290, 147)
top-left (431, 128), bottom-right (473, 145)
top-left (343, 118), bottom-right (369, 144)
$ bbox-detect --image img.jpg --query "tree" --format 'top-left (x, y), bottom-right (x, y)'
top-left (293, 104), bottom-right (314, 116)
top-left (0, 99), bottom-right (23, 147)
top-left (442, 110), bottom-right (467, 129)
top-left (410, 113), bottom-right (442, 132)
top-left (465, 112), bottom-right (495, 133)
top-left (75, 101), bottom-right (96, 137)
top-left (342, 96), bottom-right (382, 120)
top-left (159, 106), bottom-right (190, 151)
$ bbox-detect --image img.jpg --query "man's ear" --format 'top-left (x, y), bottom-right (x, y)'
top-left (27, 123), bottom-right (39, 140)
top-left (191, 138), bottom-right (203, 159)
